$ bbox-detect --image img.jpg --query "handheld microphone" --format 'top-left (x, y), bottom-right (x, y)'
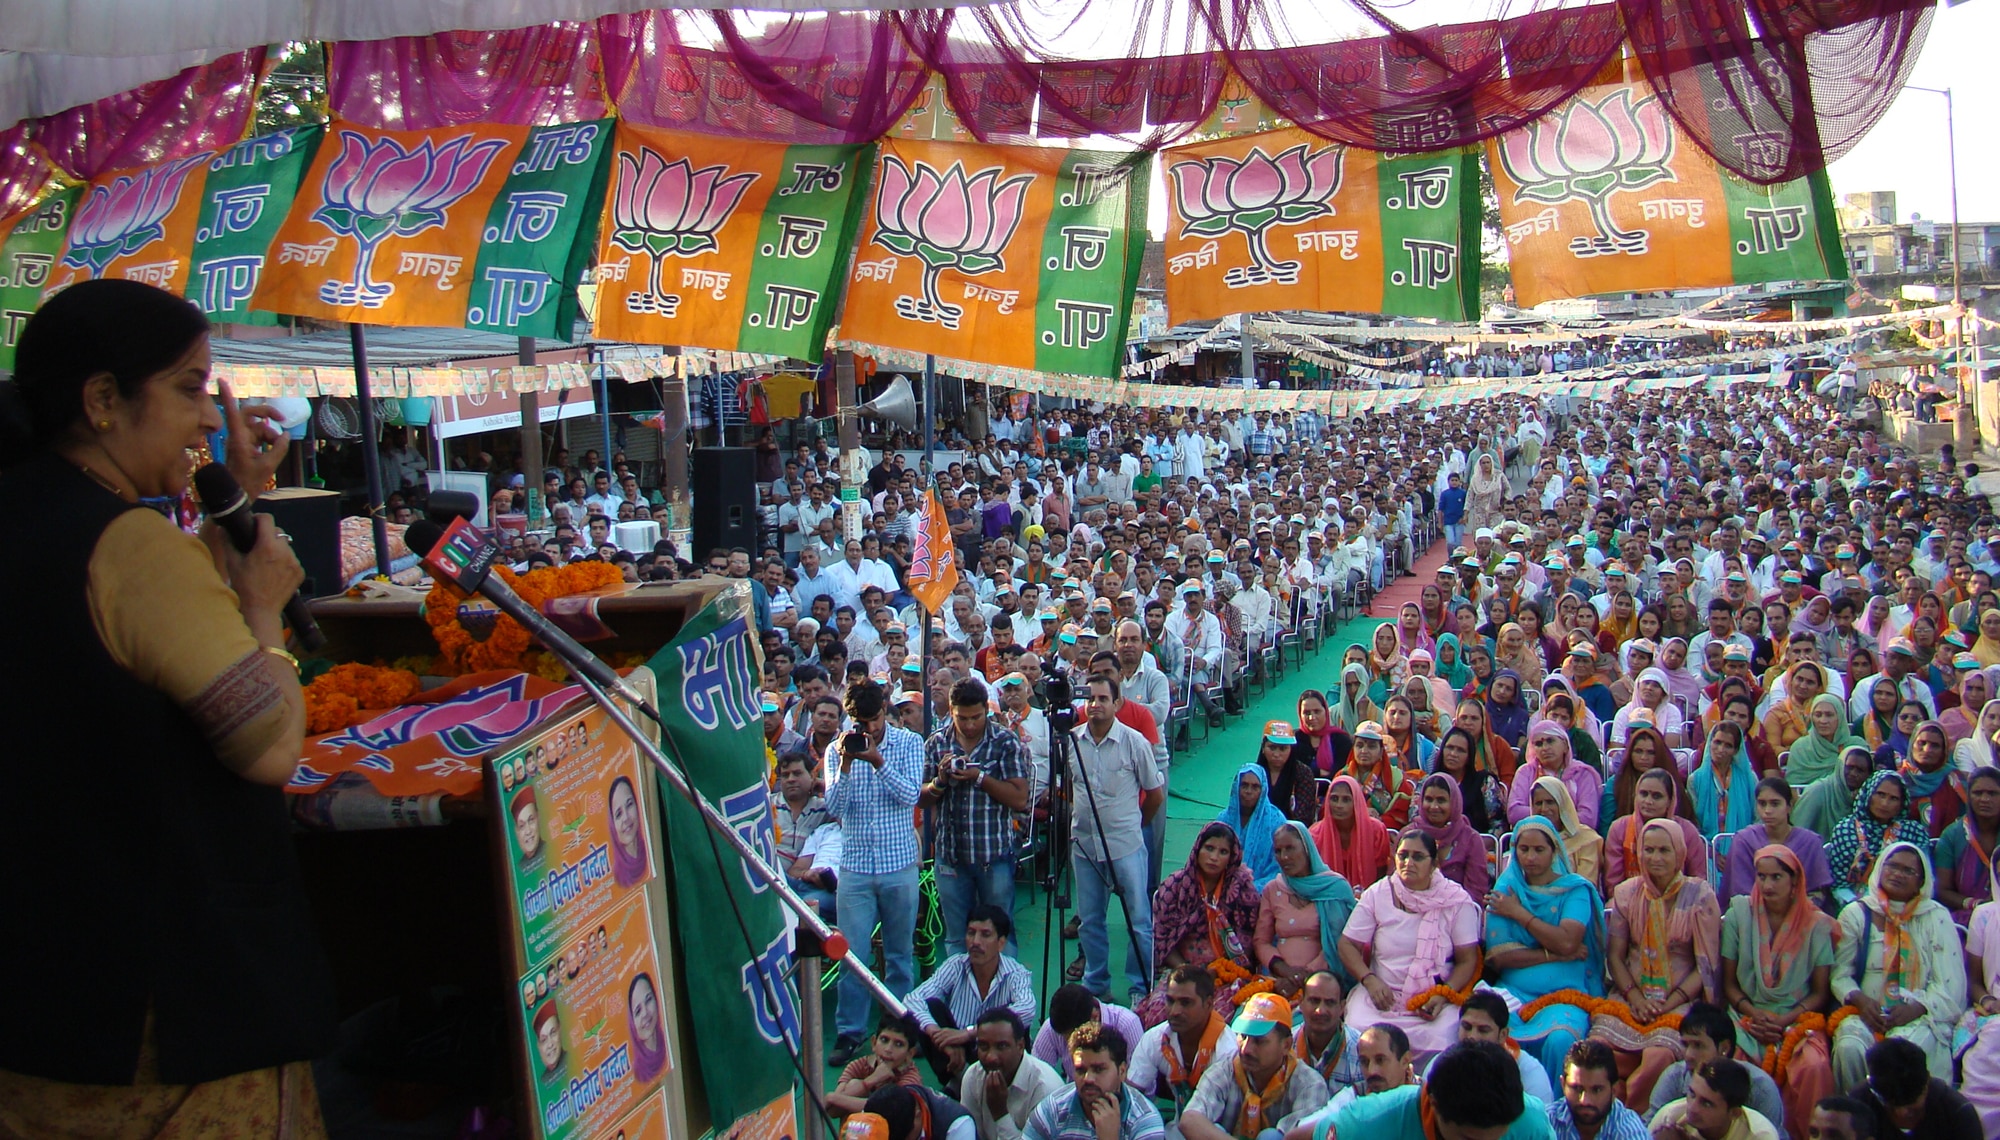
top-left (405, 517), bottom-right (652, 711)
top-left (193, 463), bottom-right (327, 652)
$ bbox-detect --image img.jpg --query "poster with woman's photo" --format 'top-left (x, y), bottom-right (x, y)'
top-left (515, 892), bottom-right (671, 1140)
top-left (495, 698), bottom-right (658, 962)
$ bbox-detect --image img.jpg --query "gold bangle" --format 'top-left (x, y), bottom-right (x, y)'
top-left (261, 644), bottom-right (301, 674)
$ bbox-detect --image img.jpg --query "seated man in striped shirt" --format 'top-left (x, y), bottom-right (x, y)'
top-left (905, 905), bottom-right (1039, 1086)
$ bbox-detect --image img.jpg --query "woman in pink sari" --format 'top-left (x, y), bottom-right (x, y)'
top-left (1394, 601), bottom-right (1434, 659)
top-left (1334, 831), bottom-right (1483, 1060)
top-left (1597, 818), bottom-right (1721, 1109)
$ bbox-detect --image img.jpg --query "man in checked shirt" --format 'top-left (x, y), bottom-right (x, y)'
top-left (921, 679), bottom-right (1033, 960)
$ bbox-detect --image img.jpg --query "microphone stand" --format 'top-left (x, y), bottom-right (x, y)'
top-left (519, 590), bottom-right (909, 1023)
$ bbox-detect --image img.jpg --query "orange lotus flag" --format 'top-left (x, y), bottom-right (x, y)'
top-left (907, 489), bottom-right (960, 615)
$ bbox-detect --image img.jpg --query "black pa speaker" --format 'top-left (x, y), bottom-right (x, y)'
top-left (691, 447), bottom-right (758, 557)
top-left (253, 487), bottom-right (344, 598)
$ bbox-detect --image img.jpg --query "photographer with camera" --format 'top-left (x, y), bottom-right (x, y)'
top-left (825, 679), bottom-right (926, 1068)
top-left (921, 679), bottom-right (1033, 959)
top-left (1067, 673), bottom-right (1165, 1004)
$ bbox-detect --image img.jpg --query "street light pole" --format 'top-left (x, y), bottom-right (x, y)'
top-left (1907, 85), bottom-right (1967, 404)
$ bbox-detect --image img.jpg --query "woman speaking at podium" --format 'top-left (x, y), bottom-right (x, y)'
top-left (0, 280), bottom-right (335, 1136)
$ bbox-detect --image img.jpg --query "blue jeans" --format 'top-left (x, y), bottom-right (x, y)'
top-left (789, 875), bottom-right (836, 925)
top-left (835, 863), bottom-right (920, 1041)
top-left (1073, 845), bottom-right (1153, 998)
top-left (1445, 523), bottom-right (1463, 549)
top-left (935, 855), bottom-right (1017, 959)
top-left (1143, 765), bottom-right (1169, 896)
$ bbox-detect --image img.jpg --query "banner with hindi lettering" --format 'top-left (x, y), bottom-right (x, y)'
top-left (1487, 81), bottom-right (1846, 307)
top-left (188, 128), bottom-right (323, 325)
top-left (253, 120), bottom-right (612, 338)
top-left (1161, 128), bottom-right (1478, 325)
top-left (644, 583), bottom-right (796, 1132)
top-left (592, 124), bottom-right (867, 363)
top-left (906, 489), bottom-right (959, 614)
top-left (0, 189), bottom-right (78, 370)
top-left (841, 138), bottom-right (1148, 378)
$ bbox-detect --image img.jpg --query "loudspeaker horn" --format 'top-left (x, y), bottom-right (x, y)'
top-left (857, 375), bottom-right (919, 429)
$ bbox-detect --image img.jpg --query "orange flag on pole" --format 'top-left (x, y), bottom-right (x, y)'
top-left (906, 489), bottom-right (960, 615)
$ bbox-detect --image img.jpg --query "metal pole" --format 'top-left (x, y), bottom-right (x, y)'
top-left (519, 336), bottom-right (545, 528)
top-left (595, 351), bottom-right (614, 466)
top-left (797, 951), bottom-right (827, 1140)
top-left (836, 350), bottom-right (864, 542)
top-left (1239, 314), bottom-right (1256, 388)
top-left (922, 354), bottom-right (936, 735)
top-left (349, 323), bottom-right (392, 577)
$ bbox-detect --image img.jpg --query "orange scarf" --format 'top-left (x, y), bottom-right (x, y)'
top-left (1163, 1014), bottom-right (1226, 1092)
top-left (1230, 1055), bottom-right (1298, 1140)
top-left (1294, 1024), bottom-right (1347, 1080)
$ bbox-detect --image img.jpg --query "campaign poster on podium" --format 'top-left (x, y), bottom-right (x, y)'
top-left (492, 669), bottom-right (684, 1138)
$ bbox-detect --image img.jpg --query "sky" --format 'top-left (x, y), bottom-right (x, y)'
top-left (1827, 2), bottom-right (2000, 226)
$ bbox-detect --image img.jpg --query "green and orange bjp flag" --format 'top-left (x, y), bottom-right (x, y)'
top-left (0, 189), bottom-right (78, 370)
top-left (254, 119), bottom-right (611, 337)
top-left (841, 138), bottom-right (1147, 379)
top-left (1162, 127), bottom-right (1478, 326)
top-left (592, 123), bottom-right (868, 363)
top-left (906, 490), bottom-right (959, 615)
top-left (1488, 81), bottom-right (1845, 307)
top-left (48, 153), bottom-right (213, 298)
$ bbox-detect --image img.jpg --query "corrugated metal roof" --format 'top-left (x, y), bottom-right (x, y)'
top-left (208, 321), bottom-right (610, 368)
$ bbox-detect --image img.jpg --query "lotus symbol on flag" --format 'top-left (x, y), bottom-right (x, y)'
top-left (310, 130), bottom-right (509, 308)
top-left (870, 156), bottom-right (1033, 330)
top-left (1167, 143), bottom-right (1343, 288)
top-left (609, 149), bottom-right (759, 318)
top-left (1495, 88), bottom-right (1676, 258)
top-left (61, 155), bottom-right (209, 278)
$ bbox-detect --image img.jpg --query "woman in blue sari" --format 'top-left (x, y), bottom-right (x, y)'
top-left (1686, 720), bottom-right (1759, 836)
top-left (1218, 763), bottom-right (1286, 887)
top-left (1485, 816), bottom-right (1608, 1076)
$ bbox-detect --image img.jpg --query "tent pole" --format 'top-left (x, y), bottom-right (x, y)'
top-left (349, 323), bottom-right (392, 577)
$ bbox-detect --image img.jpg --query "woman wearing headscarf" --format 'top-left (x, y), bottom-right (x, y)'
top-left (1539, 692), bottom-right (1605, 778)
top-left (1140, 823), bottom-right (1262, 1025)
top-left (1605, 767), bottom-right (1708, 892)
top-left (1393, 601), bottom-right (1434, 659)
top-left (1450, 698), bottom-right (1518, 786)
top-left (1365, 623), bottom-right (1409, 706)
top-left (1687, 721), bottom-right (1759, 836)
top-left (1825, 771), bottom-right (1932, 905)
top-left (1934, 766), bottom-right (2000, 925)
top-left (1254, 821), bottom-right (1359, 997)
top-left (1459, 640), bottom-right (1497, 704)
top-left (1830, 841), bottom-right (1967, 1088)
top-left (1495, 622), bottom-right (1545, 690)
top-left (1380, 695), bottom-right (1437, 774)
top-left (1465, 452), bottom-right (1506, 534)
top-left (1760, 663), bottom-right (1830, 755)
top-left (1937, 665), bottom-right (1991, 750)
top-left (1720, 844), bottom-right (1838, 1139)
top-left (1506, 719), bottom-right (1603, 831)
top-left (1717, 693), bottom-right (1783, 780)
top-left (1409, 772), bottom-right (1491, 897)
top-left (1795, 746), bottom-right (1875, 839)
top-left (1784, 693), bottom-right (1866, 788)
top-left (1901, 719), bottom-right (1966, 839)
top-left (1433, 632), bottom-right (1472, 692)
top-left (1291, 689), bottom-right (1350, 778)
top-left (1654, 636), bottom-right (1707, 714)
top-left (1973, 607), bottom-right (2000, 668)
top-left (1531, 775), bottom-right (1604, 887)
top-left (1485, 817), bottom-right (1607, 1077)
top-left (1851, 679), bottom-right (1904, 755)
top-left (1485, 670), bottom-right (1531, 752)
top-left (1598, 818), bottom-right (1722, 1110)
top-left (1601, 721), bottom-right (1696, 826)
top-left (1308, 775), bottom-right (1389, 892)
top-left (1217, 764), bottom-right (1287, 889)
top-left (1402, 652), bottom-right (1457, 722)
top-left (1869, 699), bottom-right (1929, 772)
top-left (1328, 661), bottom-right (1380, 736)
top-left (1952, 698), bottom-right (2000, 774)
top-left (1610, 667), bottom-right (1686, 748)
top-left (1418, 584), bottom-right (1458, 642)
top-left (1336, 831), bottom-right (1484, 1060)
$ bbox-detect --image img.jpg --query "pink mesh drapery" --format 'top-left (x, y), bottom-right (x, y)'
top-left (34, 50), bottom-right (264, 180)
top-left (0, 0), bottom-right (1939, 217)
top-left (599, 10), bottom-right (929, 142)
top-left (330, 25), bottom-right (610, 128)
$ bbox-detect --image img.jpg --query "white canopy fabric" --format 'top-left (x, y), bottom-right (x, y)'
top-left (0, 0), bottom-right (956, 128)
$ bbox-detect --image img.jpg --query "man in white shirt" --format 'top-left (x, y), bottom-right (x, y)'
top-left (962, 1009), bottom-right (1064, 1140)
top-left (1129, 966), bottom-right (1240, 1137)
top-left (1164, 582), bottom-right (1225, 727)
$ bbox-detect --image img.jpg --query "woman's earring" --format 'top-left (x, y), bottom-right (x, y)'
top-left (97, 420), bottom-right (111, 431)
